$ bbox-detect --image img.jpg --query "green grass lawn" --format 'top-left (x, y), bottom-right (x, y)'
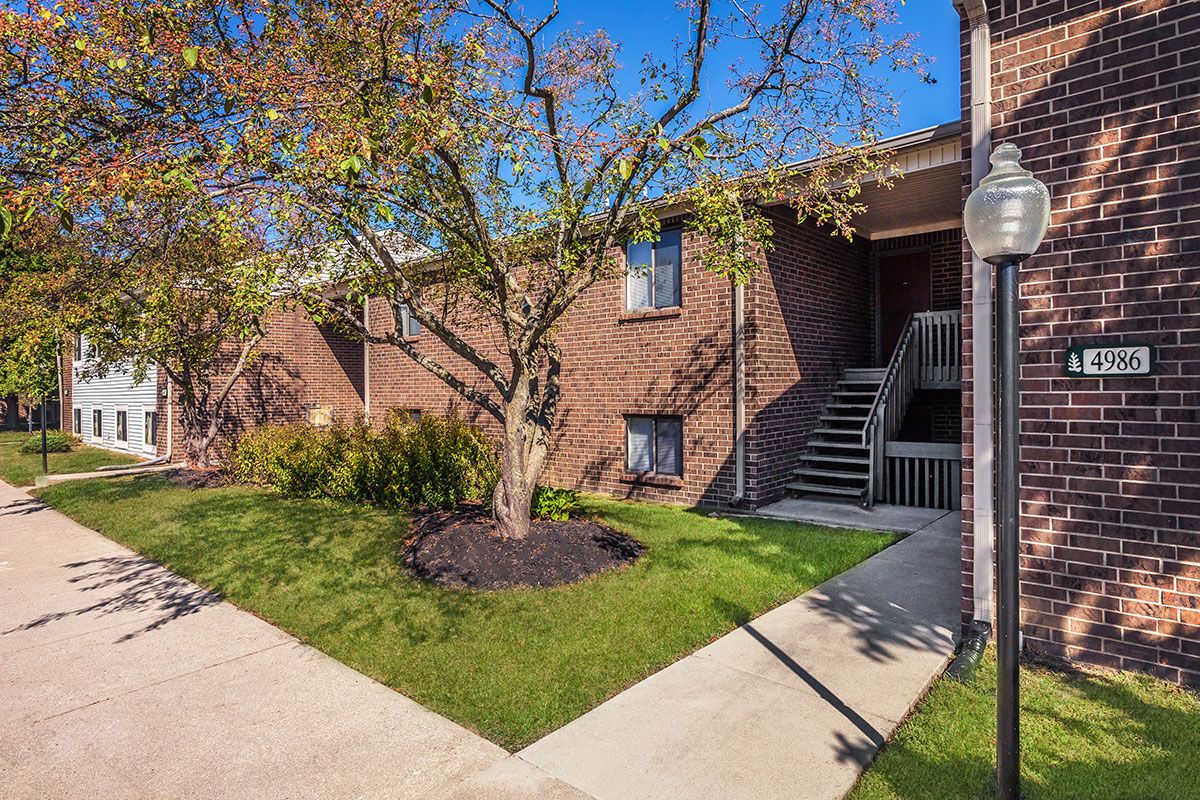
top-left (849, 648), bottom-right (1200, 800)
top-left (38, 474), bottom-right (895, 750)
top-left (0, 430), bottom-right (143, 487)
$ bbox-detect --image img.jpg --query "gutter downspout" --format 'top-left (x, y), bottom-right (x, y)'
top-left (363, 299), bottom-right (371, 419)
top-left (958, 0), bottom-right (996, 624)
top-left (731, 281), bottom-right (746, 507)
top-left (165, 376), bottom-right (173, 463)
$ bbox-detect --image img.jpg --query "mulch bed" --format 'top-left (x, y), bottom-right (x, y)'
top-left (403, 506), bottom-right (644, 590)
top-left (167, 468), bottom-right (227, 489)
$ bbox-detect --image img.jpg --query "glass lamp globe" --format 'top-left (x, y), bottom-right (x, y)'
top-left (964, 143), bottom-right (1051, 265)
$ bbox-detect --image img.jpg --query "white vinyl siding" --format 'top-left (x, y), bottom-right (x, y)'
top-left (72, 334), bottom-right (157, 456)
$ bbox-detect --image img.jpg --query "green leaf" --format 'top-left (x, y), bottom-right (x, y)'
top-left (182, 47), bottom-right (199, 68)
top-left (421, 85), bottom-right (434, 105)
top-left (59, 209), bottom-right (73, 233)
top-left (0, 205), bottom-right (11, 237)
top-left (619, 159), bottom-right (631, 181)
top-left (267, 109), bottom-right (278, 121)
top-left (74, 38), bottom-right (86, 51)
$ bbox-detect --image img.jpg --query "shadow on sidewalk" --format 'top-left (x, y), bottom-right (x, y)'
top-left (4, 554), bottom-right (221, 642)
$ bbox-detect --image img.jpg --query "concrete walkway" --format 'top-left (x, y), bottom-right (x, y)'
top-left (1, 480), bottom-right (960, 799)
top-left (516, 511), bottom-right (961, 800)
top-left (755, 496), bottom-right (955, 534)
top-left (0, 481), bottom-right (585, 800)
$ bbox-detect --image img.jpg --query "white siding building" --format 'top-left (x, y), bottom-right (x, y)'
top-left (70, 335), bottom-right (158, 458)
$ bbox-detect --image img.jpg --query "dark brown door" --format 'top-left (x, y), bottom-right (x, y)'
top-left (878, 250), bottom-right (932, 360)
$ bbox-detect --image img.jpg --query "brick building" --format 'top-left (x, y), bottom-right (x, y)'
top-left (957, 0), bottom-right (1199, 685)
top-left (57, 0), bottom-right (1197, 688)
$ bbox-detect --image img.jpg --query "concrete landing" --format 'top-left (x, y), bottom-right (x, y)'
top-left (517, 514), bottom-right (962, 800)
top-left (755, 496), bottom-right (955, 534)
top-left (0, 481), bottom-right (587, 800)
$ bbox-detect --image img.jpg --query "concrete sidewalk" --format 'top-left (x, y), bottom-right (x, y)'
top-left (517, 511), bottom-right (961, 800)
top-left (2, 479), bottom-right (959, 799)
top-left (0, 481), bottom-right (585, 800)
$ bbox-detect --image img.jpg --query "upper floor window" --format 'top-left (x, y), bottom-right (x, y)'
top-left (399, 304), bottom-right (421, 339)
top-left (73, 333), bottom-right (83, 362)
top-left (626, 229), bottom-right (682, 310)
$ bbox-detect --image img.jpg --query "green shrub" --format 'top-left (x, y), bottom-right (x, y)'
top-left (531, 485), bottom-right (581, 521)
top-left (232, 410), bottom-right (499, 510)
top-left (18, 431), bottom-right (76, 454)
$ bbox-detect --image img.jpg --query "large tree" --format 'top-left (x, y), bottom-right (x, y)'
top-left (0, 0), bottom-right (926, 537)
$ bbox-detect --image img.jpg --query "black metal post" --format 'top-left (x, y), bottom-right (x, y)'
top-left (996, 258), bottom-right (1021, 799)
top-left (40, 396), bottom-right (48, 474)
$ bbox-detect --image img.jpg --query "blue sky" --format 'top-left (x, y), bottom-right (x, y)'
top-left (559, 0), bottom-right (962, 139)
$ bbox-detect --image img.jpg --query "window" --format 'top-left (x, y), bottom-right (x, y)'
top-left (92, 409), bottom-right (102, 438)
top-left (625, 415), bottom-right (683, 476)
top-left (115, 409), bottom-right (127, 442)
top-left (399, 304), bottom-right (420, 339)
top-left (626, 228), bottom-right (682, 310)
top-left (145, 411), bottom-right (157, 447)
top-left (306, 404), bottom-right (333, 427)
top-left (73, 333), bottom-right (83, 362)
top-left (73, 407), bottom-right (81, 435)
top-left (406, 409), bottom-right (421, 423)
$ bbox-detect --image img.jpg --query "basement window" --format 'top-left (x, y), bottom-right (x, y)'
top-left (625, 228), bottom-right (682, 310)
top-left (625, 415), bottom-right (683, 476)
top-left (306, 404), bottom-right (333, 427)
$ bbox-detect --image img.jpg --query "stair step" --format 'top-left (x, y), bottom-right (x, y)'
top-left (810, 440), bottom-right (869, 450)
top-left (798, 453), bottom-right (870, 465)
top-left (831, 390), bottom-right (876, 398)
top-left (812, 427), bottom-right (860, 437)
top-left (793, 467), bottom-right (869, 481)
top-left (844, 368), bottom-right (886, 379)
top-left (785, 481), bottom-right (866, 497)
top-left (819, 415), bottom-right (867, 424)
top-left (827, 403), bottom-right (873, 410)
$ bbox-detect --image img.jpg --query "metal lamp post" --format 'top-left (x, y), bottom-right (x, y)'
top-left (964, 143), bottom-right (1050, 800)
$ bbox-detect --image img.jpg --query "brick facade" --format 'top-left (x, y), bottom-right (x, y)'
top-left (960, 0), bottom-right (1200, 685)
top-left (745, 207), bottom-right (876, 505)
top-left (158, 304), bottom-right (365, 460)
top-left (366, 223), bottom-right (741, 506)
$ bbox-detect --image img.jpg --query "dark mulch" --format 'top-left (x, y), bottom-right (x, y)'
top-left (167, 468), bottom-right (227, 489)
top-left (403, 506), bottom-right (644, 590)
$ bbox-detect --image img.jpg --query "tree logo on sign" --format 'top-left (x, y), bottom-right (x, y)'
top-left (1066, 351), bottom-right (1083, 374)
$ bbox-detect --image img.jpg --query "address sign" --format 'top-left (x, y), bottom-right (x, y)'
top-left (1064, 344), bottom-right (1154, 378)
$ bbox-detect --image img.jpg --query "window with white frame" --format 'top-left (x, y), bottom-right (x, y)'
top-left (399, 304), bottom-right (420, 339)
top-left (625, 415), bottom-right (683, 476)
top-left (145, 410), bottom-right (157, 447)
top-left (625, 228), bottom-right (682, 310)
top-left (73, 407), bottom-right (81, 435)
top-left (73, 333), bottom-right (83, 362)
top-left (92, 408), bottom-right (102, 439)
top-left (116, 408), bottom-right (128, 442)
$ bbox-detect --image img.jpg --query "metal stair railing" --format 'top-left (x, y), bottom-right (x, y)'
top-left (862, 314), bottom-right (920, 507)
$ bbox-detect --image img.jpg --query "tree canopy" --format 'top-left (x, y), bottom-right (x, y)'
top-left (0, 0), bottom-right (928, 534)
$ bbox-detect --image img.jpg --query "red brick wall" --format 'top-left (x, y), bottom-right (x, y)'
top-left (871, 227), bottom-right (964, 314)
top-left (160, 304), bottom-right (365, 460)
top-left (960, 0), bottom-right (1200, 685)
top-left (366, 224), bottom-right (740, 506)
top-left (745, 207), bottom-right (875, 505)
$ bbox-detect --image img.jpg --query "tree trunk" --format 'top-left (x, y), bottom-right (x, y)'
top-left (178, 399), bottom-right (216, 468)
top-left (491, 388), bottom-right (547, 540)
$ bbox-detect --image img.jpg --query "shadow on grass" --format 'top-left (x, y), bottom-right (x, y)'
top-left (851, 656), bottom-right (1200, 800)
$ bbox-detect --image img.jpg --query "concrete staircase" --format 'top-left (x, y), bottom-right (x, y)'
top-left (786, 367), bottom-right (885, 504)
